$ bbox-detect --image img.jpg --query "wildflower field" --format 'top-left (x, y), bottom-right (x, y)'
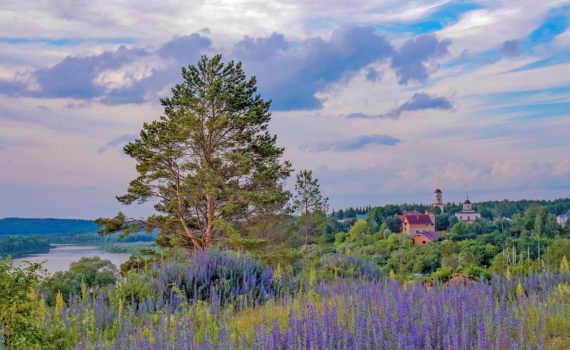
top-left (2, 250), bottom-right (570, 350)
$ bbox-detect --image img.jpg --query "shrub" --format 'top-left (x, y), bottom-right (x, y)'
top-left (461, 265), bottom-right (491, 281)
top-left (42, 256), bottom-right (118, 303)
top-left (316, 253), bottom-right (382, 281)
top-left (0, 258), bottom-right (46, 349)
top-left (431, 266), bottom-right (454, 282)
top-left (150, 249), bottom-right (273, 307)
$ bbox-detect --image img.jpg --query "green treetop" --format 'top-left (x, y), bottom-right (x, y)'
top-left (96, 55), bottom-right (292, 251)
top-left (292, 170), bottom-right (329, 264)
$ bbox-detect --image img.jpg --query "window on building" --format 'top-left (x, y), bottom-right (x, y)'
top-left (423, 241), bottom-right (426, 244)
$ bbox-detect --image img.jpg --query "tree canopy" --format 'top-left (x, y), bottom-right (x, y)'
top-left (96, 55), bottom-right (292, 251)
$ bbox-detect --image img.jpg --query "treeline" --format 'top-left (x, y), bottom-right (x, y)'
top-left (326, 198), bottom-right (570, 234)
top-left (0, 232), bottom-right (155, 259)
top-left (0, 218), bottom-right (98, 235)
top-left (0, 235), bottom-right (52, 258)
top-left (331, 206), bottom-right (371, 220)
top-left (426, 197), bottom-right (569, 219)
top-left (0, 218), bottom-right (156, 246)
top-left (48, 231), bottom-right (156, 245)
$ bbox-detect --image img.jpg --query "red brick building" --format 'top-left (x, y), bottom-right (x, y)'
top-left (411, 231), bottom-right (441, 245)
top-left (400, 213), bottom-right (435, 236)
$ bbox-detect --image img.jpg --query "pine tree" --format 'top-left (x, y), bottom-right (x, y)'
top-left (96, 55), bottom-right (292, 251)
top-left (292, 170), bottom-right (329, 264)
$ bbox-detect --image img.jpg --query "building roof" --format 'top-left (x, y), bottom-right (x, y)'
top-left (402, 210), bottom-right (423, 216)
top-left (403, 214), bottom-right (433, 225)
top-left (455, 210), bottom-right (479, 214)
top-left (434, 189), bottom-right (442, 193)
top-left (414, 231), bottom-right (441, 241)
top-left (464, 199), bottom-right (471, 204)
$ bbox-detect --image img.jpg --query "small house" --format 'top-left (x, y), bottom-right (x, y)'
top-left (400, 214), bottom-right (435, 235)
top-left (411, 231), bottom-right (441, 245)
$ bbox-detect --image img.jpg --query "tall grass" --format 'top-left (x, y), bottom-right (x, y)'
top-left (4, 250), bottom-right (570, 349)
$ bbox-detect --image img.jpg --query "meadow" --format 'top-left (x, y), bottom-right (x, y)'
top-left (2, 250), bottom-right (570, 350)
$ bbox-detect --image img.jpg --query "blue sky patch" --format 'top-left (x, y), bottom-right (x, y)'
top-left (510, 50), bottom-right (570, 72)
top-left (489, 102), bottom-right (570, 122)
top-left (474, 85), bottom-right (570, 105)
top-left (376, 1), bottom-right (483, 36)
top-left (528, 6), bottom-right (570, 43)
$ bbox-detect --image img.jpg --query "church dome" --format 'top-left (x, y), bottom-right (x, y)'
top-left (434, 189), bottom-right (442, 194)
top-left (464, 199), bottom-right (471, 204)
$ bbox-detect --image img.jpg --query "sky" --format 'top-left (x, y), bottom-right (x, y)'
top-left (1, 0), bottom-right (570, 219)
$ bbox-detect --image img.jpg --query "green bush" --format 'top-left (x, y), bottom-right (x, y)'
top-left (41, 256), bottom-right (118, 303)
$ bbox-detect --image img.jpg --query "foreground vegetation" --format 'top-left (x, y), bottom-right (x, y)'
top-left (2, 250), bottom-right (570, 349)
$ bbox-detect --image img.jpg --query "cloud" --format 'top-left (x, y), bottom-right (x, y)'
top-left (300, 134), bottom-right (401, 152)
top-left (0, 27), bottom-right (453, 111)
top-left (0, 45), bottom-right (149, 99)
top-left (234, 32), bottom-right (289, 61)
top-left (235, 25), bottom-right (395, 110)
top-left (460, 49), bottom-right (471, 60)
top-left (500, 40), bottom-right (519, 56)
top-left (347, 92), bottom-right (453, 119)
top-left (400, 92), bottom-right (454, 111)
top-left (0, 34), bottom-right (212, 105)
top-left (198, 27), bottom-right (211, 35)
top-left (390, 34), bottom-right (452, 85)
top-left (316, 157), bottom-right (570, 209)
top-left (35, 46), bottom-right (149, 99)
top-left (97, 134), bottom-right (137, 153)
top-left (36, 105), bottom-right (51, 112)
top-left (65, 101), bottom-right (92, 109)
top-left (156, 34), bottom-right (212, 62)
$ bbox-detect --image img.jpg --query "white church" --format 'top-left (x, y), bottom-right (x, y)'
top-left (454, 195), bottom-right (481, 223)
top-left (433, 187), bottom-right (481, 224)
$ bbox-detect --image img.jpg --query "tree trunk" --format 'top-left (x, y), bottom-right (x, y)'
top-left (205, 193), bottom-right (215, 247)
top-left (304, 204), bottom-right (309, 265)
top-left (305, 222), bottom-right (309, 265)
top-left (179, 216), bottom-right (203, 252)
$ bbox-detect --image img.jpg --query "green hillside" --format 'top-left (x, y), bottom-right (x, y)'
top-left (0, 218), bottom-right (98, 235)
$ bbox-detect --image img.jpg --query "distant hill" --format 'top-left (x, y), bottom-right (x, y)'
top-left (0, 218), bottom-right (99, 235)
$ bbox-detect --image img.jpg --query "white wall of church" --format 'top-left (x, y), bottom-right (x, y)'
top-left (455, 212), bottom-right (480, 223)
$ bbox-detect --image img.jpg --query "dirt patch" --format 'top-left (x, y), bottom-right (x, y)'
top-left (445, 274), bottom-right (478, 287)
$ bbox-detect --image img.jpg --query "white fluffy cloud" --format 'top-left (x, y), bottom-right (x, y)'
top-left (94, 55), bottom-right (167, 91)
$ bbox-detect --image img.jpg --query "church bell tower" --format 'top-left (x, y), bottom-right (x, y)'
top-left (433, 177), bottom-right (444, 213)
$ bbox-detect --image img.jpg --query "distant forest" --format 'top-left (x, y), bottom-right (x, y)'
top-left (0, 218), bottom-right (155, 258)
top-left (0, 218), bottom-right (98, 235)
top-left (0, 235), bottom-right (52, 258)
top-left (332, 198), bottom-right (570, 220)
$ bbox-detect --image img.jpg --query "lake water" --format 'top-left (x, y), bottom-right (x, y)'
top-left (12, 244), bottom-right (131, 274)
